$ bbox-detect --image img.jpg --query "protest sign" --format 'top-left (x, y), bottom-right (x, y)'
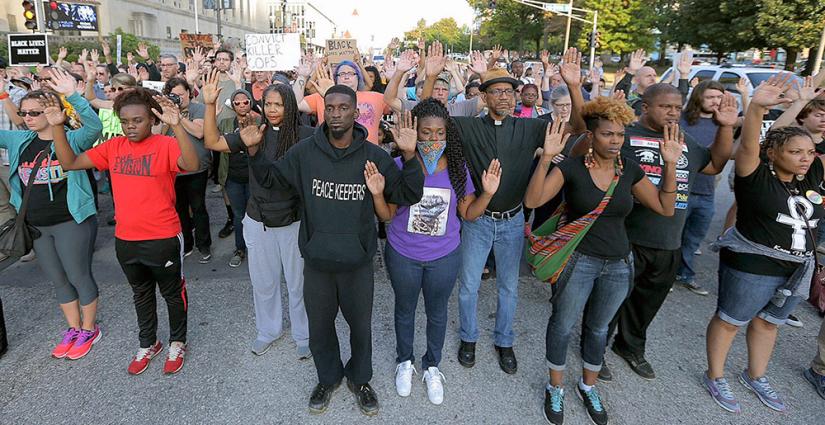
top-left (8, 33), bottom-right (49, 66)
top-left (326, 39), bottom-right (358, 64)
top-left (141, 80), bottom-right (165, 93)
top-left (180, 33), bottom-right (214, 57)
top-left (245, 33), bottom-right (301, 71)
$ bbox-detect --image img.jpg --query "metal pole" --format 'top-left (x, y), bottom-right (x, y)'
top-left (34, 0), bottom-right (45, 34)
top-left (194, 0), bottom-right (199, 33)
top-left (589, 10), bottom-right (597, 71)
top-left (216, 4), bottom-right (222, 38)
top-left (814, 22), bottom-right (825, 75)
top-left (563, 0), bottom-right (573, 51)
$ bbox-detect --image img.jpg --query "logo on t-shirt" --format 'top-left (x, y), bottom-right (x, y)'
top-left (630, 136), bottom-right (691, 210)
top-left (357, 102), bottom-right (377, 130)
top-left (407, 187), bottom-right (451, 236)
top-left (112, 153), bottom-right (156, 176)
top-left (776, 195), bottom-right (819, 252)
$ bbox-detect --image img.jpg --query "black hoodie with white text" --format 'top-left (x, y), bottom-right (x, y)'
top-left (249, 122), bottom-right (424, 272)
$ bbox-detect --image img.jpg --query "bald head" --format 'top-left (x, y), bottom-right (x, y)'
top-left (635, 66), bottom-right (658, 92)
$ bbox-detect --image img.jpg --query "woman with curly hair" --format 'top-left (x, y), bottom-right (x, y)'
top-left (363, 98), bottom-right (502, 405)
top-left (525, 96), bottom-right (680, 425)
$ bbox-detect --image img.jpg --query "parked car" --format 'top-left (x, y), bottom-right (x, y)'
top-left (659, 64), bottom-right (800, 96)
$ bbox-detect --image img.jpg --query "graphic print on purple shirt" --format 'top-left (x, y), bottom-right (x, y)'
top-left (387, 157), bottom-right (475, 262)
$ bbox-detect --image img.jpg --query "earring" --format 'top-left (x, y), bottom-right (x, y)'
top-left (584, 145), bottom-right (595, 169)
top-left (768, 161), bottom-right (775, 176)
top-left (616, 155), bottom-right (624, 176)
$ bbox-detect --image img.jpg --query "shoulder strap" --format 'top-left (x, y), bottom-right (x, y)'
top-left (17, 149), bottom-right (47, 220)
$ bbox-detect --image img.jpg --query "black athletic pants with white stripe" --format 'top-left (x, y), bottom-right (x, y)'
top-left (116, 235), bottom-right (188, 348)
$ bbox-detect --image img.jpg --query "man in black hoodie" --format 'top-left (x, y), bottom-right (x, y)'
top-left (244, 85), bottom-right (424, 416)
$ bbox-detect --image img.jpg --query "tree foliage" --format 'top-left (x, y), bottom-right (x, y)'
top-left (467, 0), bottom-right (546, 53)
top-left (403, 18), bottom-right (471, 53)
top-left (107, 28), bottom-right (161, 62)
top-left (577, 0), bottom-right (656, 56)
top-left (754, 0), bottom-right (825, 68)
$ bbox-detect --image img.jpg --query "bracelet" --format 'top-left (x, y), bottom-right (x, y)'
top-left (0, 92), bottom-right (8, 100)
top-left (661, 188), bottom-right (677, 194)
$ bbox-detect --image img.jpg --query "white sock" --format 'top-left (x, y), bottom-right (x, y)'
top-left (546, 383), bottom-right (562, 392)
top-left (579, 378), bottom-right (594, 392)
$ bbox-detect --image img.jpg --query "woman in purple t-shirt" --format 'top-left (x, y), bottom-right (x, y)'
top-left (365, 99), bottom-right (502, 405)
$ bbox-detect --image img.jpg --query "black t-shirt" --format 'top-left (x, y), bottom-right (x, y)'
top-left (622, 123), bottom-right (712, 250)
top-left (557, 155), bottom-right (645, 259)
top-left (227, 151), bottom-right (249, 183)
top-left (17, 138), bottom-right (73, 226)
top-left (722, 159), bottom-right (825, 276)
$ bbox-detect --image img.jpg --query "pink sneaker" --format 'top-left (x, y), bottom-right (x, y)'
top-left (66, 325), bottom-right (102, 360)
top-left (51, 328), bottom-right (80, 359)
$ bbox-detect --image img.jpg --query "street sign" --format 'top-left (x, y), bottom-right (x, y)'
top-left (8, 33), bottom-right (49, 66)
top-left (544, 3), bottom-right (571, 13)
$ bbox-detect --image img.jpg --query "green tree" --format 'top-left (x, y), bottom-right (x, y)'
top-left (107, 28), bottom-right (161, 62)
top-left (403, 18), bottom-right (471, 53)
top-left (467, 0), bottom-right (546, 53)
top-left (577, 0), bottom-right (656, 56)
top-left (754, 0), bottom-right (825, 70)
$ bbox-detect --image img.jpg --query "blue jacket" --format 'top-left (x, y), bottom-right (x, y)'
top-left (0, 92), bottom-right (103, 223)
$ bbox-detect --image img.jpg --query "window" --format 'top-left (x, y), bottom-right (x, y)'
top-left (719, 72), bottom-right (740, 92)
top-left (694, 70), bottom-right (716, 82)
top-left (166, 26), bottom-right (172, 39)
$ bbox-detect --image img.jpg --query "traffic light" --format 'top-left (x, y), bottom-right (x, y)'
top-left (588, 31), bottom-right (601, 49)
top-left (594, 31), bottom-right (601, 48)
top-left (22, 0), bottom-right (36, 30)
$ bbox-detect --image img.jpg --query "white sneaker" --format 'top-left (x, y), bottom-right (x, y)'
top-left (395, 360), bottom-right (416, 397)
top-left (422, 367), bottom-right (446, 405)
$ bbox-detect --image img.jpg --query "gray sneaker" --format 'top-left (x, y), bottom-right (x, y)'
top-left (251, 339), bottom-right (275, 356)
top-left (198, 247), bottom-right (212, 264)
top-left (677, 279), bottom-right (709, 296)
top-left (228, 250), bottom-right (245, 268)
top-left (702, 372), bottom-right (741, 413)
top-left (738, 370), bottom-right (786, 412)
top-left (297, 345), bottom-right (312, 360)
top-left (804, 368), bottom-right (825, 400)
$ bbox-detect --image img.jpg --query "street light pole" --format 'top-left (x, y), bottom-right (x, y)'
top-left (814, 22), bottom-right (825, 75)
top-left (589, 10), bottom-right (598, 71)
top-left (563, 0), bottom-right (573, 51)
top-left (194, 1), bottom-right (200, 33)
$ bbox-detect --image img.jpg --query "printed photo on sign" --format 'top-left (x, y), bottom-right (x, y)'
top-left (407, 187), bottom-right (451, 237)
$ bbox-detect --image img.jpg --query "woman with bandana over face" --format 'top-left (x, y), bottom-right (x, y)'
top-left (364, 98), bottom-right (502, 405)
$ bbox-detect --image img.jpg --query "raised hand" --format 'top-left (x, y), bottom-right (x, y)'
top-left (627, 49), bottom-right (646, 74)
top-left (559, 47), bottom-right (582, 86)
top-left (540, 50), bottom-right (550, 68)
top-left (363, 161), bottom-right (385, 195)
top-left (308, 65), bottom-right (334, 96)
top-left (79, 48), bottom-right (88, 64)
top-left (689, 77), bottom-right (699, 88)
top-left (395, 111), bottom-right (417, 154)
top-left (481, 159), bottom-right (502, 195)
top-left (750, 73), bottom-right (794, 108)
top-left (151, 95), bottom-right (182, 126)
top-left (200, 69), bottom-right (223, 105)
top-left (46, 67), bottom-right (79, 96)
top-left (612, 89), bottom-right (626, 101)
top-left (396, 50), bottom-right (417, 74)
top-left (676, 49), bottom-right (692, 78)
top-left (239, 124), bottom-right (266, 147)
top-left (90, 49), bottom-right (100, 65)
top-left (101, 42), bottom-right (111, 58)
top-left (714, 92), bottom-right (740, 127)
top-left (542, 119), bottom-right (570, 159)
top-left (126, 51), bottom-right (135, 65)
top-left (185, 59), bottom-right (200, 84)
top-left (425, 41), bottom-right (446, 78)
top-left (490, 44), bottom-right (502, 61)
top-left (191, 46), bottom-right (205, 65)
top-left (228, 64), bottom-right (242, 85)
top-left (795, 75), bottom-right (820, 102)
top-left (39, 94), bottom-right (66, 126)
top-left (57, 46), bottom-right (68, 61)
top-left (295, 53), bottom-right (314, 78)
top-left (136, 42), bottom-right (150, 60)
top-left (469, 50), bottom-right (487, 75)
top-left (735, 77), bottom-right (750, 95)
top-left (660, 123), bottom-right (684, 164)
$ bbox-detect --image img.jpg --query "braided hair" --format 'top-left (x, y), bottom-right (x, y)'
top-left (261, 84), bottom-right (301, 159)
top-left (761, 126), bottom-right (814, 160)
top-left (410, 98), bottom-right (469, 201)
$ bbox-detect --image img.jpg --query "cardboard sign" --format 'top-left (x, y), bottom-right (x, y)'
top-left (326, 39), bottom-right (358, 64)
top-left (8, 33), bottom-right (49, 66)
top-left (180, 33), bottom-right (214, 57)
top-left (141, 80), bottom-right (165, 93)
top-left (245, 33), bottom-right (301, 71)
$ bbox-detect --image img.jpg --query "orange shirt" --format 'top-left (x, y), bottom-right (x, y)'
top-left (305, 91), bottom-right (390, 144)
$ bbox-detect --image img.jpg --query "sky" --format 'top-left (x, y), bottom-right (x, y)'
top-left (306, 0), bottom-right (475, 50)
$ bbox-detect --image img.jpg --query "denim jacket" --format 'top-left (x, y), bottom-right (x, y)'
top-left (0, 92), bottom-right (103, 224)
top-left (711, 227), bottom-right (813, 305)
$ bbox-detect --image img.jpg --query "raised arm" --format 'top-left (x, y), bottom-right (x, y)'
top-left (675, 49), bottom-right (692, 101)
top-left (421, 41), bottom-right (447, 100)
top-left (293, 53), bottom-right (314, 113)
top-left (151, 95), bottom-right (200, 172)
top-left (631, 123), bottom-right (679, 216)
top-left (559, 48), bottom-right (587, 135)
top-left (201, 69), bottom-right (231, 152)
top-left (460, 159), bottom-right (500, 221)
top-left (736, 73), bottom-right (795, 177)
top-left (380, 111), bottom-right (423, 206)
top-left (43, 94), bottom-right (97, 170)
top-left (524, 120), bottom-right (569, 208)
top-left (46, 68), bottom-right (103, 148)
top-left (618, 49), bottom-right (645, 95)
top-left (771, 75), bottom-right (819, 129)
top-left (383, 50), bottom-right (416, 113)
top-left (700, 92), bottom-right (738, 175)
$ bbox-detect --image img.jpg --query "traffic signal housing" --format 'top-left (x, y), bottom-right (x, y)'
top-left (22, 0), bottom-right (36, 30)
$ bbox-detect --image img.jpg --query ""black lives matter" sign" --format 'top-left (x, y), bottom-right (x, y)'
top-left (8, 33), bottom-right (49, 66)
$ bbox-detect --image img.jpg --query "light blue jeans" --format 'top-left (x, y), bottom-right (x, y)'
top-left (458, 210), bottom-right (524, 347)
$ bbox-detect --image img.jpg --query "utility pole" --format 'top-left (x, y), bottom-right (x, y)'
top-left (814, 22), bottom-right (825, 75)
top-left (194, 0), bottom-right (200, 33)
top-left (588, 10), bottom-right (598, 71)
top-left (563, 0), bottom-right (573, 51)
top-left (216, 5), bottom-right (222, 39)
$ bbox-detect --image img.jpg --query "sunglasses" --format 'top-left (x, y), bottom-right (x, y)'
top-left (233, 100), bottom-right (250, 106)
top-left (112, 87), bottom-right (129, 92)
top-left (17, 110), bottom-right (44, 117)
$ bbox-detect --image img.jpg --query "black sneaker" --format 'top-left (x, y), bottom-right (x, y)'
top-left (543, 385), bottom-right (564, 424)
top-left (346, 379), bottom-right (379, 416)
top-left (308, 381), bottom-right (339, 414)
top-left (458, 340), bottom-right (476, 368)
top-left (495, 345), bottom-right (518, 374)
top-left (597, 363), bottom-right (613, 382)
top-left (198, 247), bottom-right (212, 264)
top-left (218, 220), bottom-right (234, 239)
top-left (577, 385), bottom-right (608, 425)
top-left (612, 343), bottom-right (655, 380)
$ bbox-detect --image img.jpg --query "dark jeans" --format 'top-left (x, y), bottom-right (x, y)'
top-left (677, 193), bottom-right (715, 282)
top-left (304, 262), bottom-right (374, 386)
top-left (224, 178), bottom-right (250, 251)
top-left (385, 243), bottom-right (459, 369)
top-left (116, 236), bottom-right (188, 348)
top-left (175, 171), bottom-right (211, 252)
top-left (607, 244), bottom-right (680, 356)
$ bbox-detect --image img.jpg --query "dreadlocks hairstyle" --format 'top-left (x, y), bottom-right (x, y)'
top-left (261, 83), bottom-right (302, 159)
top-left (683, 80), bottom-right (726, 126)
top-left (113, 87), bottom-right (162, 124)
top-left (410, 98), bottom-right (469, 202)
top-left (761, 126), bottom-right (814, 160)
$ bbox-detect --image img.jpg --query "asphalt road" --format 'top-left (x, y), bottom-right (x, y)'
top-left (1, 168), bottom-right (823, 425)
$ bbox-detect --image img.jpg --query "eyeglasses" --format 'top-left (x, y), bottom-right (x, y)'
top-left (486, 88), bottom-right (515, 97)
top-left (17, 110), bottom-right (43, 117)
top-left (233, 100), bottom-right (250, 106)
top-left (522, 92), bottom-right (538, 98)
top-left (112, 86), bottom-right (129, 92)
top-left (33, 76), bottom-right (51, 82)
top-left (336, 71), bottom-right (357, 78)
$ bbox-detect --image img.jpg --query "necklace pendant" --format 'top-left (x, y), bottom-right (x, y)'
top-left (796, 174), bottom-right (805, 181)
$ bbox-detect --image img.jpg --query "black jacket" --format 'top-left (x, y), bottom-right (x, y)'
top-left (250, 122), bottom-right (424, 272)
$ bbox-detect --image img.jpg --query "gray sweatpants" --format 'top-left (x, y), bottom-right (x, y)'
top-left (243, 215), bottom-right (308, 347)
top-left (33, 216), bottom-right (99, 305)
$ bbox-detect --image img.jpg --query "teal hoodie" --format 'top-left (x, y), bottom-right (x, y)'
top-left (0, 92), bottom-right (103, 224)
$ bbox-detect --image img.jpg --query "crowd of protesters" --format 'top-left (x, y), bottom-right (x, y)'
top-left (0, 35), bottom-right (824, 424)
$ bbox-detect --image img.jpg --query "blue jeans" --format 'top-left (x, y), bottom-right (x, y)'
top-left (677, 193), bottom-right (715, 283)
top-left (546, 251), bottom-right (633, 372)
top-left (224, 178), bottom-right (250, 252)
top-left (386, 243), bottom-right (459, 369)
top-left (458, 210), bottom-right (524, 347)
top-left (717, 262), bottom-right (803, 326)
